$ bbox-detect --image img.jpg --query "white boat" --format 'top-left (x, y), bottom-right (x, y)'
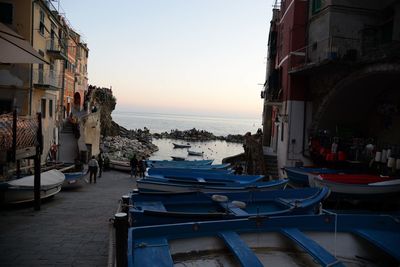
top-left (1, 170), bottom-right (65, 204)
top-left (313, 174), bottom-right (400, 198)
top-left (172, 143), bottom-right (191, 148)
top-left (109, 159), bottom-right (131, 172)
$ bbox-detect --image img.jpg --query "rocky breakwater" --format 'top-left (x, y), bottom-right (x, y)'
top-left (152, 128), bottom-right (244, 143)
top-left (102, 135), bottom-right (158, 161)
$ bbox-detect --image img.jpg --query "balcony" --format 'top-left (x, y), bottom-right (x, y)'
top-left (289, 36), bottom-right (362, 73)
top-left (32, 67), bottom-right (63, 90)
top-left (46, 39), bottom-right (67, 60)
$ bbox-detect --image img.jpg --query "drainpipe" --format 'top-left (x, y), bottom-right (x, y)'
top-left (29, 1), bottom-right (36, 116)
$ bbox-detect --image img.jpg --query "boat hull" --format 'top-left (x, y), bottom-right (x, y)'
top-left (129, 187), bottom-right (329, 226)
top-left (136, 179), bottom-right (288, 194)
top-left (2, 170), bottom-right (65, 204)
top-left (128, 213), bottom-right (400, 267)
top-left (109, 160), bottom-right (131, 172)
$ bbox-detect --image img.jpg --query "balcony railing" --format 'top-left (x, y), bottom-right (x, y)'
top-left (32, 68), bottom-right (63, 89)
top-left (289, 36), bottom-right (362, 72)
top-left (46, 39), bottom-right (67, 60)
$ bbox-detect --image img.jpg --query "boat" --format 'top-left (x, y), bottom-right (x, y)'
top-left (129, 187), bottom-right (330, 226)
top-left (283, 166), bottom-right (343, 187)
top-left (149, 163), bottom-right (231, 170)
top-left (109, 159), bottom-right (131, 172)
top-left (62, 171), bottom-right (86, 188)
top-left (145, 172), bottom-right (264, 185)
top-left (0, 169), bottom-right (65, 204)
top-left (127, 213), bottom-right (400, 267)
top-left (136, 178), bottom-right (288, 194)
top-left (146, 159), bottom-right (213, 166)
top-left (313, 173), bottom-right (400, 199)
top-left (170, 156), bottom-right (185, 161)
top-left (187, 150), bottom-right (203, 156)
top-left (147, 167), bottom-right (233, 176)
top-left (172, 143), bottom-right (191, 149)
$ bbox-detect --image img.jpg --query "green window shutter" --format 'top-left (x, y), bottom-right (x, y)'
top-left (312, 0), bottom-right (322, 14)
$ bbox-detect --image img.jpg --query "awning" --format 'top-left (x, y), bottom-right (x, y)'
top-left (0, 22), bottom-right (48, 64)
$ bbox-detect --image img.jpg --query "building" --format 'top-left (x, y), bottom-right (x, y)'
top-left (262, 0), bottom-right (400, 176)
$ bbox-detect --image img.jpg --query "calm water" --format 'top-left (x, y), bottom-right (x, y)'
top-left (112, 111), bottom-right (261, 163)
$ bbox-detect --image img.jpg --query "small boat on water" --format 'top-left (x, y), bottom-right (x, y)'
top-left (283, 166), bottom-right (343, 187)
top-left (109, 159), bottom-right (131, 172)
top-left (313, 173), bottom-right (400, 199)
top-left (136, 178), bottom-right (288, 194)
top-left (170, 156), bottom-right (185, 161)
top-left (187, 150), bottom-right (203, 156)
top-left (150, 163), bottom-right (231, 170)
top-left (0, 169), bottom-right (65, 204)
top-left (129, 187), bottom-right (330, 226)
top-left (172, 143), bottom-right (191, 149)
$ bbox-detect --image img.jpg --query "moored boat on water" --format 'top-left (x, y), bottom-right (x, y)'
top-left (128, 213), bottom-right (400, 267)
top-left (187, 150), bottom-right (203, 156)
top-left (170, 156), bottom-right (185, 161)
top-left (0, 169), bottom-right (65, 204)
top-left (172, 143), bottom-right (191, 149)
top-left (129, 187), bottom-right (330, 226)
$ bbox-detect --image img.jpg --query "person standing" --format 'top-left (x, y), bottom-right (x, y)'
top-left (88, 156), bottom-right (99, 184)
top-left (130, 155), bottom-right (138, 177)
top-left (98, 152), bottom-right (104, 178)
top-left (138, 157), bottom-right (146, 178)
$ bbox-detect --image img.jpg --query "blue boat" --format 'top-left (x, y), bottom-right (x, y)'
top-left (62, 171), bottom-right (86, 188)
top-left (128, 213), bottom-right (400, 267)
top-left (150, 163), bottom-right (231, 170)
top-left (136, 178), bottom-right (288, 194)
top-left (146, 172), bottom-right (264, 185)
top-left (129, 187), bottom-right (329, 226)
top-left (283, 167), bottom-right (343, 187)
top-left (147, 167), bottom-right (233, 176)
top-left (146, 159), bottom-right (213, 166)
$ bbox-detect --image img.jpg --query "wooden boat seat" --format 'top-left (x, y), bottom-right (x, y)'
top-left (137, 201), bottom-right (167, 212)
top-left (218, 202), bottom-right (249, 216)
top-left (354, 229), bottom-right (400, 261)
top-left (133, 237), bottom-right (173, 267)
top-left (280, 228), bottom-right (345, 267)
top-left (218, 231), bottom-right (263, 267)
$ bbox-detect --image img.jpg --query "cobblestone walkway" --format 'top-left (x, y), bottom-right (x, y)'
top-left (0, 170), bottom-right (135, 267)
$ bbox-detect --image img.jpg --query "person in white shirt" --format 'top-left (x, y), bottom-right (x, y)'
top-left (88, 156), bottom-right (99, 184)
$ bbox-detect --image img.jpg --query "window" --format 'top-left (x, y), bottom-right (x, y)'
top-left (0, 3), bottom-right (13, 24)
top-left (49, 99), bottom-right (53, 117)
top-left (41, 98), bottom-right (46, 118)
top-left (312, 0), bottom-right (322, 14)
top-left (39, 9), bottom-right (45, 35)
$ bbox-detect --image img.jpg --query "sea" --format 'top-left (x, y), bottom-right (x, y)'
top-left (112, 111), bottom-right (262, 163)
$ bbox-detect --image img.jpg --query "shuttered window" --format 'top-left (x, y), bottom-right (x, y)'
top-left (312, 0), bottom-right (322, 14)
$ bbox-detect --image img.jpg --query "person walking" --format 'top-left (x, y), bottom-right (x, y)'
top-left (138, 157), bottom-right (146, 178)
top-left (88, 156), bottom-right (99, 184)
top-left (98, 152), bottom-right (104, 178)
top-left (130, 155), bottom-right (138, 178)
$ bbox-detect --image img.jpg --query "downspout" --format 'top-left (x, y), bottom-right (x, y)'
top-left (302, 0), bottom-right (311, 159)
top-left (29, 0), bottom-right (36, 116)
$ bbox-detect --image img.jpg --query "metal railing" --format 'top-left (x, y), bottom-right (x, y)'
top-left (32, 67), bottom-right (63, 89)
top-left (289, 36), bottom-right (361, 71)
top-left (46, 39), bottom-right (66, 54)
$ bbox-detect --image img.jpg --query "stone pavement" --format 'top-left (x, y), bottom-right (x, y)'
top-left (0, 170), bottom-right (136, 267)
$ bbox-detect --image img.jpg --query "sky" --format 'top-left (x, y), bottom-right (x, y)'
top-left (60, 0), bottom-right (274, 118)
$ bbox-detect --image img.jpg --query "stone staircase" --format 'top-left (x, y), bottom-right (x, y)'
top-left (58, 121), bottom-right (78, 163)
top-left (264, 154), bottom-right (279, 179)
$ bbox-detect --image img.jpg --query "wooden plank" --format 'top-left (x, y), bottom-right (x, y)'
top-left (280, 228), bottom-right (345, 267)
top-left (354, 229), bottom-right (400, 261)
top-left (219, 231), bottom-right (263, 267)
top-left (133, 237), bottom-right (173, 267)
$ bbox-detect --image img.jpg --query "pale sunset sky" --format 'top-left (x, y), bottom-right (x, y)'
top-left (61, 0), bottom-right (274, 118)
